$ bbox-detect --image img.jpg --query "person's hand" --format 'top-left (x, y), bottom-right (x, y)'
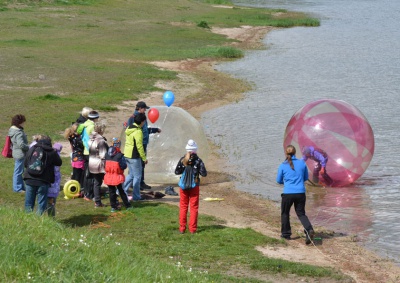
top-left (157, 128), bottom-right (162, 133)
top-left (320, 167), bottom-right (326, 174)
top-left (144, 160), bottom-right (148, 165)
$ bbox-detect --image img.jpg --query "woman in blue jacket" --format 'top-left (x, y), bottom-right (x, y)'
top-left (276, 145), bottom-right (314, 245)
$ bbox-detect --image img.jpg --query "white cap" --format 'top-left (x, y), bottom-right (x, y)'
top-left (185, 139), bottom-right (198, 152)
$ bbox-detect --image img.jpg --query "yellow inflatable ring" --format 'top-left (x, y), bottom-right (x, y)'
top-left (63, 180), bottom-right (81, 199)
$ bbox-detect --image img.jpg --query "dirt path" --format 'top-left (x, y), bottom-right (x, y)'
top-left (59, 26), bottom-right (400, 282)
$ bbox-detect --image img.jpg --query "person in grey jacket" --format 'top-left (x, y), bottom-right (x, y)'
top-left (8, 114), bottom-right (29, 193)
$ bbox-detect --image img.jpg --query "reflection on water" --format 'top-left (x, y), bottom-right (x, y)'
top-left (306, 185), bottom-right (372, 238)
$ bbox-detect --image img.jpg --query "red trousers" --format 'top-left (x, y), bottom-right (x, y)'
top-left (179, 186), bottom-right (199, 233)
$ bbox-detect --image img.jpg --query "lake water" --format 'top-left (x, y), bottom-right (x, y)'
top-left (202, 0), bottom-right (400, 263)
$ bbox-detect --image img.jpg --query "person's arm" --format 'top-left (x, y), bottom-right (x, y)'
top-left (119, 155), bottom-right (127, 170)
top-left (276, 165), bottom-right (284, 184)
top-left (135, 132), bottom-right (147, 162)
top-left (51, 150), bottom-right (63, 167)
top-left (303, 163), bottom-right (309, 182)
top-left (174, 157), bottom-right (185, 175)
top-left (148, 127), bottom-right (161, 134)
top-left (198, 159), bottom-right (207, 177)
top-left (314, 150), bottom-right (328, 168)
top-left (14, 131), bottom-right (29, 152)
top-left (98, 139), bottom-right (108, 160)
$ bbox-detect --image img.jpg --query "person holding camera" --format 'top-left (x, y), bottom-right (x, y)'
top-left (174, 139), bottom-right (207, 234)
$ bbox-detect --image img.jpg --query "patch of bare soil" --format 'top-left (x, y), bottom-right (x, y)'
top-left (60, 26), bottom-right (400, 282)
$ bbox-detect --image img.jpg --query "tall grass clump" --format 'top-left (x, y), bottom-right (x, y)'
top-left (197, 46), bottom-right (243, 59)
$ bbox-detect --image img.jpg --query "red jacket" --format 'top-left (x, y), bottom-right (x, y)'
top-left (103, 147), bottom-right (126, 186)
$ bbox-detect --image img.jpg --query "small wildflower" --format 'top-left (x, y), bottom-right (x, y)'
top-left (115, 242), bottom-right (121, 246)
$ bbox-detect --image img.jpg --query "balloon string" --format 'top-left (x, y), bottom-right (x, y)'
top-left (160, 107), bottom-right (170, 129)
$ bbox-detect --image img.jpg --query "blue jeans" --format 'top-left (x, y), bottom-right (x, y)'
top-left (13, 158), bottom-right (26, 192)
top-left (25, 183), bottom-right (49, 215)
top-left (123, 158), bottom-right (142, 200)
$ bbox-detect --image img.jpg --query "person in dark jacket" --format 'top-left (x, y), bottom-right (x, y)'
top-left (104, 138), bottom-right (132, 212)
top-left (76, 106), bottom-right (92, 124)
top-left (23, 135), bottom-right (62, 215)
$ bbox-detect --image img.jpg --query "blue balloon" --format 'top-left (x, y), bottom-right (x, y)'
top-left (163, 91), bottom-right (175, 107)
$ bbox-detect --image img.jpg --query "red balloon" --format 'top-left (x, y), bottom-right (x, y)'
top-left (148, 108), bottom-right (159, 123)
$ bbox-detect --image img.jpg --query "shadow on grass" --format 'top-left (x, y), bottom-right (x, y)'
top-left (60, 213), bottom-right (109, 227)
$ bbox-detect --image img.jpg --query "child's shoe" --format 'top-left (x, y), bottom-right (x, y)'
top-left (95, 203), bottom-right (106, 208)
top-left (111, 207), bottom-right (120, 213)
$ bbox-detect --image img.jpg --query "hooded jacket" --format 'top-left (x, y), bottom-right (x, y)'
top-left (302, 146), bottom-right (328, 167)
top-left (127, 110), bottom-right (159, 145)
top-left (23, 139), bottom-right (62, 185)
top-left (8, 125), bottom-right (29, 159)
top-left (124, 123), bottom-right (146, 161)
top-left (104, 147), bottom-right (127, 186)
top-left (88, 132), bottom-right (108, 174)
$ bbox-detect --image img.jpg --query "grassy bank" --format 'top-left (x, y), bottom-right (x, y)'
top-left (0, 1), bottom-right (349, 282)
top-left (0, 201), bottom-right (347, 282)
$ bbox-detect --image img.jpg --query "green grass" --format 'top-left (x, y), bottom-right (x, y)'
top-left (0, 199), bottom-right (346, 282)
top-left (0, 1), bottom-right (340, 282)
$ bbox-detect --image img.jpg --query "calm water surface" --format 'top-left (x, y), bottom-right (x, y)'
top-left (202, 0), bottom-right (400, 262)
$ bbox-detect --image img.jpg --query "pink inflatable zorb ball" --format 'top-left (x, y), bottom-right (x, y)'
top-left (283, 99), bottom-right (374, 187)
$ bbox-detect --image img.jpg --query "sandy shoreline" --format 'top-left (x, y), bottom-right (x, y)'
top-left (63, 26), bottom-right (399, 282)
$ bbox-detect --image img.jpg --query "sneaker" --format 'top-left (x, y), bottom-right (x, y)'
top-left (165, 186), bottom-right (178, 196)
top-left (140, 183), bottom-right (151, 190)
top-left (281, 235), bottom-right (291, 240)
top-left (111, 207), bottom-right (120, 213)
top-left (128, 196), bottom-right (133, 201)
top-left (95, 203), bottom-right (106, 208)
top-left (305, 230), bottom-right (315, 245)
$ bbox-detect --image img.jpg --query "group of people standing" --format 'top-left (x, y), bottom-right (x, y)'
top-left (8, 114), bottom-right (63, 215)
top-left (7, 101), bottom-right (208, 235)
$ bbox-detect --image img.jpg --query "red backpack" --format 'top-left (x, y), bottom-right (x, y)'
top-left (1, 136), bottom-right (12, 158)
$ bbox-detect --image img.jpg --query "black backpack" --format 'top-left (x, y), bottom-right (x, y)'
top-left (27, 145), bottom-right (47, 176)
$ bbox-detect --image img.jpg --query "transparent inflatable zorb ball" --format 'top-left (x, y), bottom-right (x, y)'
top-left (283, 99), bottom-right (374, 187)
top-left (144, 106), bottom-right (210, 184)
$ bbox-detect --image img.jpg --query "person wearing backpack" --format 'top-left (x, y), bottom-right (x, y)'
top-left (77, 110), bottom-right (100, 201)
top-left (8, 114), bottom-right (29, 193)
top-left (64, 123), bottom-right (85, 195)
top-left (88, 122), bottom-right (108, 208)
top-left (23, 135), bottom-right (62, 215)
top-left (174, 139), bottom-right (207, 234)
top-left (104, 138), bottom-right (132, 212)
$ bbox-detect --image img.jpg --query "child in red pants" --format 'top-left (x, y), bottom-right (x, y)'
top-left (175, 139), bottom-right (207, 234)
